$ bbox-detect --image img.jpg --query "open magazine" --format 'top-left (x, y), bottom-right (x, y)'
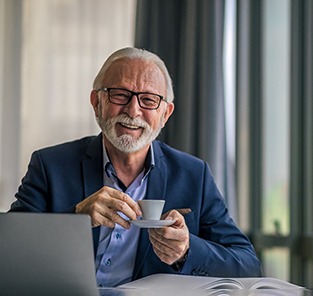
top-left (119, 274), bottom-right (308, 296)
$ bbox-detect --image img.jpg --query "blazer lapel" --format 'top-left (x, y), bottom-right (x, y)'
top-left (81, 133), bottom-right (103, 254)
top-left (82, 133), bottom-right (103, 197)
top-left (132, 141), bottom-right (168, 279)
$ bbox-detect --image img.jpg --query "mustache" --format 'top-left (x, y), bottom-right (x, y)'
top-left (113, 114), bottom-right (150, 129)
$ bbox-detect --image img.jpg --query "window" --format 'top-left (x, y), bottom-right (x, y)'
top-left (237, 0), bottom-right (313, 289)
top-left (261, 0), bottom-right (290, 279)
top-left (0, 0), bottom-right (137, 211)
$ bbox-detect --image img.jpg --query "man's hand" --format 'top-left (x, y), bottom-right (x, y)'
top-left (75, 186), bottom-right (142, 229)
top-left (148, 209), bottom-right (190, 265)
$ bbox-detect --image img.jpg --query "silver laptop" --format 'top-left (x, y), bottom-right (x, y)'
top-left (0, 212), bottom-right (99, 296)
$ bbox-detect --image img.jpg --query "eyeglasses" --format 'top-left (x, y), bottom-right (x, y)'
top-left (97, 87), bottom-right (167, 110)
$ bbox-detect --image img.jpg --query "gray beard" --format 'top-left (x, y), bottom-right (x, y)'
top-left (97, 113), bottom-right (163, 153)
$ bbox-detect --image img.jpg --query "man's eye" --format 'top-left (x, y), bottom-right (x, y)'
top-left (112, 93), bottom-right (129, 99)
top-left (141, 97), bottom-right (157, 105)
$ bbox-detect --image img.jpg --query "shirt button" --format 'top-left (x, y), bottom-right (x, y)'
top-left (105, 258), bottom-right (111, 266)
top-left (115, 233), bottom-right (121, 239)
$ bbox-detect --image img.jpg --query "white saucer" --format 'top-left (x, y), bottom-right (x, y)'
top-left (130, 219), bottom-right (175, 228)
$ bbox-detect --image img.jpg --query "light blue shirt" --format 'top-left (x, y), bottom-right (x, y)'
top-left (95, 145), bottom-right (154, 287)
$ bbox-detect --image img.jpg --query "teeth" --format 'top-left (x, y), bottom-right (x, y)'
top-left (121, 123), bottom-right (140, 129)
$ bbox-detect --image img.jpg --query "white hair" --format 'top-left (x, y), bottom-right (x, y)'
top-left (93, 47), bottom-right (174, 102)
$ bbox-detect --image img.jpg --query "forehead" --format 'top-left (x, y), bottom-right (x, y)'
top-left (103, 58), bottom-right (166, 93)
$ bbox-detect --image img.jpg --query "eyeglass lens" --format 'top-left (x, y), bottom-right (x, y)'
top-left (108, 88), bottom-right (162, 109)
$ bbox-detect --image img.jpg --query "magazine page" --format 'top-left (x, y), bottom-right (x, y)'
top-left (239, 277), bottom-right (304, 290)
top-left (205, 290), bottom-right (305, 296)
top-left (120, 274), bottom-right (247, 290)
top-left (120, 274), bottom-right (308, 296)
top-left (199, 278), bottom-right (244, 290)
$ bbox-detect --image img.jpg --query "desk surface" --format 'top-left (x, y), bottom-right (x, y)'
top-left (2, 286), bottom-right (312, 296)
top-left (98, 288), bottom-right (313, 296)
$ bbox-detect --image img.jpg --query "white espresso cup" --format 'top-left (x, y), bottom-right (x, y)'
top-left (138, 200), bottom-right (165, 220)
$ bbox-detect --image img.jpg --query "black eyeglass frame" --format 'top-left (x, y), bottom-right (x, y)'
top-left (97, 87), bottom-right (167, 110)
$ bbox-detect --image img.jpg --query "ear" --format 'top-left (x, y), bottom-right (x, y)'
top-left (161, 102), bottom-right (175, 127)
top-left (90, 90), bottom-right (100, 116)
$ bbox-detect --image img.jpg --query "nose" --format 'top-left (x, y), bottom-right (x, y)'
top-left (123, 95), bottom-right (142, 117)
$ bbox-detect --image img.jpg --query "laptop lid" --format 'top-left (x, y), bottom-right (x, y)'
top-left (0, 212), bottom-right (99, 296)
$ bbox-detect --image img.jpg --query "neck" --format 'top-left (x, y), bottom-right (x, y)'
top-left (104, 138), bottom-right (150, 187)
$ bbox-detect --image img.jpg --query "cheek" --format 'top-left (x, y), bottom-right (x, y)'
top-left (146, 112), bottom-right (165, 129)
top-left (100, 103), bottom-right (119, 120)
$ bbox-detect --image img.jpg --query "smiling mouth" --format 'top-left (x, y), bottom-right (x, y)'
top-left (119, 122), bottom-right (142, 130)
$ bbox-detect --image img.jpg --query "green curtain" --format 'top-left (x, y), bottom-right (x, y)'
top-left (134, 0), bottom-right (238, 218)
top-left (290, 0), bottom-right (313, 286)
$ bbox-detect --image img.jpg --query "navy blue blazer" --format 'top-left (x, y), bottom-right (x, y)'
top-left (10, 134), bottom-right (262, 279)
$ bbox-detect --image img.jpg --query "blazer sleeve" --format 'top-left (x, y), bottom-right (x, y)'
top-left (10, 149), bottom-right (81, 213)
top-left (179, 162), bottom-right (262, 277)
top-left (10, 151), bottom-right (51, 212)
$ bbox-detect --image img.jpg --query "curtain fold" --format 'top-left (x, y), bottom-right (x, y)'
top-left (0, 0), bottom-right (22, 212)
top-left (135, 0), bottom-right (237, 219)
top-left (290, 0), bottom-right (313, 286)
top-left (236, 0), bottom-right (262, 230)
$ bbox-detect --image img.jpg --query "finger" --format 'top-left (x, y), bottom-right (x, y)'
top-left (94, 197), bottom-right (134, 228)
top-left (149, 213), bottom-right (189, 243)
top-left (87, 202), bottom-right (131, 229)
top-left (161, 209), bottom-right (191, 221)
top-left (148, 220), bottom-right (190, 264)
top-left (104, 187), bottom-right (142, 217)
top-left (152, 246), bottom-right (174, 264)
top-left (149, 233), bottom-right (186, 265)
top-left (91, 211), bottom-right (115, 228)
top-left (149, 230), bottom-right (179, 252)
top-left (160, 210), bottom-right (186, 230)
top-left (149, 226), bottom-right (184, 244)
top-left (151, 245), bottom-right (172, 264)
top-left (94, 187), bottom-right (139, 221)
top-left (176, 208), bottom-right (192, 215)
top-left (76, 187), bottom-right (136, 228)
top-left (105, 198), bottom-right (138, 221)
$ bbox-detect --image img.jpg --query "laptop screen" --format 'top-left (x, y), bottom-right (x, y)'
top-left (0, 212), bottom-right (99, 296)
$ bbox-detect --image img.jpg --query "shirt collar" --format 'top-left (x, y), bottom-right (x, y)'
top-left (102, 142), bottom-right (155, 183)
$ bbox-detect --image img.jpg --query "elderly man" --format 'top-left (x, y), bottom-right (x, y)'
top-left (10, 47), bottom-right (262, 287)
